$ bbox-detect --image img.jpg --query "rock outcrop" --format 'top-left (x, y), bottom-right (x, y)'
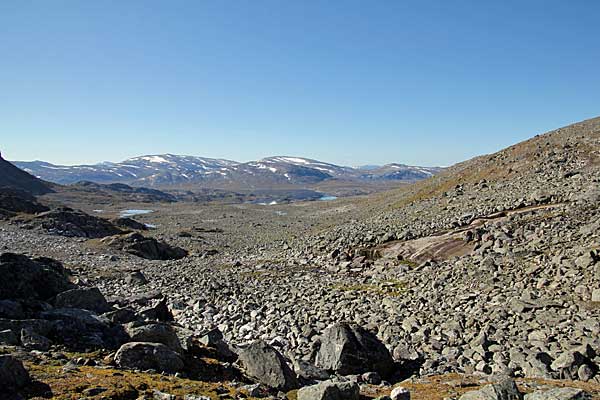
top-left (296, 380), bottom-right (360, 400)
top-left (33, 207), bottom-right (122, 238)
top-left (236, 340), bottom-right (298, 391)
top-left (101, 232), bottom-right (187, 260)
top-left (114, 342), bottom-right (185, 373)
top-left (0, 355), bottom-right (30, 391)
top-left (315, 323), bottom-right (395, 377)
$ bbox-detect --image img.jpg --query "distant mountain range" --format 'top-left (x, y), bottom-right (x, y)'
top-left (14, 154), bottom-right (442, 188)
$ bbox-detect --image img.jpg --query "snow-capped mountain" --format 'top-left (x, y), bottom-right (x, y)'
top-left (14, 154), bottom-right (441, 187)
top-left (358, 163), bottom-right (443, 181)
top-left (16, 154), bottom-right (239, 186)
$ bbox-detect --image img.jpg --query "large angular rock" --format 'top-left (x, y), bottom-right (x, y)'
top-left (112, 217), bottom-right (148, 231)
top-left (459, 378), bottom-right (522, 400)
top-left (21, 327), bottom-right (51, 351)
top-left (0, 329), bottom-right (19, 345)
top-left (114, 342), bottom-right (184, 373)
top-left (34, 207), bottom-right (122, 238)
top-left (0, 355), bottom-right (30, 390)
top-left (236, 340), bottom-right (298, 391)
top-left (54, 287), bottom-right (111, 313)
top-left (194, 328), bottom-right (236, 361)
top-left (41, 308), bottom-right (121, 350)
top-left (0, 300), bottom-right (25, 319)
top-left (550, 351), bottom-right (587, 379)
top-left (124, 322), bottom-right (183, 353)
top-left (297, 380), bottom-right (359, 400)
top-left (524, 388), bottom-right (591, 400)
top-left (391, 386), bottom-right (411, 400)
top-left (101, 233), bottom-right (187, 260)
top-left (315, 323), bottom-right (395, 377)
top-left (139, 298), bottom-right (173, 322)
top-left (0, 318), bottom-right (54, 337)
top-left (0, 253), bottom-right (73, 301)
top-left (293, 359), bottom-right (330, 381)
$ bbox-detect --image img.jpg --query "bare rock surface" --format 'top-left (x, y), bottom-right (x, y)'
top-left (296, 380), bottom-right (359, 400)
top-left (236, 340), bottom-right (299, 391)
top-left (101, 232), bottom-right (187, 260)
top-left (114, 341), bottom-right (184, 373)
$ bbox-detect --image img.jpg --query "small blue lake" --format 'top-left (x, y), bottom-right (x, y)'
top-left (319, 195), bottom-right (338, 201)
top-left (120, 209), bottom-right (154, 218)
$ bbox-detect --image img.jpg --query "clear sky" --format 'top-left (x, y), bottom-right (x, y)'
top-left (1, 1), bottom-right (599, 167)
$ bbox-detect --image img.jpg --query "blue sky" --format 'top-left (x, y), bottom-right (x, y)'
top-left (1, 1), bottom-right (599, 167)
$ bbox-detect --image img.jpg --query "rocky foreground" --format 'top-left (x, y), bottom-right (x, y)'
top-left (1, 117), bottom-right (600, 399)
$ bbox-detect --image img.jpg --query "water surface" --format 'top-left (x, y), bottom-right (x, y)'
top-left (120, 209), bottom-right (154, 218)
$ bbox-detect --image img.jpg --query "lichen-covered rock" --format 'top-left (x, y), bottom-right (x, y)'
top-left (236, 340), bottom-right (298, 391)
top-left (315, 323), bottom-right (395, 377)
top-left (34, 207), bottom-right (122, 238)
top-left (297, 380), bottom-right (359, 400)
top-left (124, 322), bottom-right (183, 353)
top-left (101, 232), bottom-right (187, 260)
top-left (114, 342), bottom-right (184, 373)
top-left (459, 378), bottom-right (522, 400)
top-left (524, 388), bottom-right (591, 400)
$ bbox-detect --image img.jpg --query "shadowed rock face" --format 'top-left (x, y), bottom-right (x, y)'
top-left (0, 355), bottom-right (30, 390)
top-left (0, 189), bottom-right (49, 215)
top-left (111, 217), bottom-right (148, 231)
top-left (0, 253), bottom-right (73, 301)
top-left (315, 323), bottom-right (395, 377)
top-left (101, 232), bottom-right (187, 260)
top-left (54, 287), bottom-right (111, 314)
top-left (33, 207), bottom-right (123, 238)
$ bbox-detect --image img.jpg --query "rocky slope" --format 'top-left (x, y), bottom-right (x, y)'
top-left (1, 116), bottom-right (600, 399)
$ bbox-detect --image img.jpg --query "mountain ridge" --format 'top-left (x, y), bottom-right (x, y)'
top-left (14, 154), bottom-right (442, 188)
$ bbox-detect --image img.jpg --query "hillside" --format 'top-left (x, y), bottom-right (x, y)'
top-left (0, 151), bottom-right (54, 195)
top-left (315, 115), bottom-right (600, 250)
top-left (1, 117), bottom-right (599, 399)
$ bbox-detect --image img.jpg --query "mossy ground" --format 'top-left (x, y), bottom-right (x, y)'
top-left (14, 359), bottom-right (600, 400)
top-left (22, 362), bottom-right (255, 400)
top-left (393, 374), bottom-right (600, 400)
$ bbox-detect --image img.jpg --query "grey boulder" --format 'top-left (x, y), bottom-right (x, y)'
top-left (0, 355), bottom-right (30, 390)
top-left (315, 323), bottom-right (395, 377)
top-left (114, 342), bottom-right (184, 373)
top-left (391, 386), bottom-right (411, 400)
top-left (459, 378), bottom-right (522, 400)
top-left (524, 388), bottom-right (591, 400)
top-left (236, 340), bottom-right (298, 391)
top-left (0, 329), bottom-right (19, 345)
top-left (21, 327), bottom-right (51, 351)
top-left (54, 287), bottom-right (111, 313)
top-left (297, 380), bottom-right (359, 400)
top-left (124, 322), bottom-right (183, 353)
